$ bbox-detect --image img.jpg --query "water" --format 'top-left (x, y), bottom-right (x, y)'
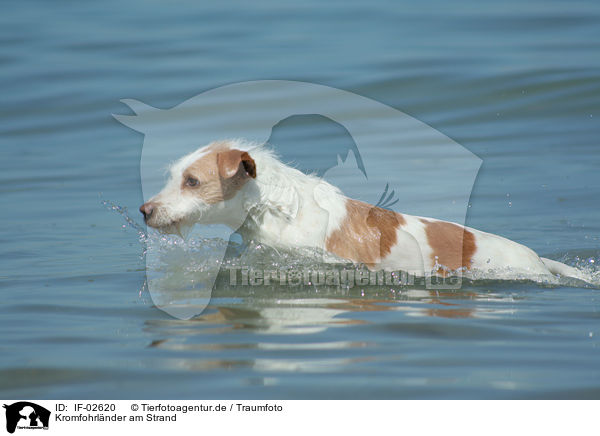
top-left (1, 0), bottom-right (599, 399)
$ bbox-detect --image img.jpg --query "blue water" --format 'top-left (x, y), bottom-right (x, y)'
top-left (1, 0), bottom-right (599, 399)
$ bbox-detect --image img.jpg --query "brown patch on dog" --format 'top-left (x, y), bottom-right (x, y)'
top-left (325, 199), bottom-right (406, 266)
top-left (420, 219), bottom-right (477, 274)
top-left (182, 144), bottom-right (256, 204)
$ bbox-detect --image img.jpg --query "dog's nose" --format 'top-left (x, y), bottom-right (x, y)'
top-left (139, 202), bottom-right (155, 220)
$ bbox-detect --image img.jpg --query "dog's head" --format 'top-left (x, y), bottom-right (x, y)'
top-left (139, 140), bottom-right (257, 236)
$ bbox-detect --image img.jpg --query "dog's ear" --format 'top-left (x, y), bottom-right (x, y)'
top-left (217, 149), bottom-right (256, 179)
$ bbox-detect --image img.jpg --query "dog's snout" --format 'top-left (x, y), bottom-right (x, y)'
top-left (139, 202), bottom-right (155, 220)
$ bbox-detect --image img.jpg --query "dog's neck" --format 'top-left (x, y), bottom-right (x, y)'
top-left (233, 149), bottom-right (347, 250)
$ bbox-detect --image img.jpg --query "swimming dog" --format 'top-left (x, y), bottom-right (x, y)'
top-left (139, 139), bottom-right (585, 281)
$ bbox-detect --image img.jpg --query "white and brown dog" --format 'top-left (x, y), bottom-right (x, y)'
top-left (140, 139), bottom-right (586, 281)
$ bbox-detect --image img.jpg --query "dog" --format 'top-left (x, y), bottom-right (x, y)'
top-left (139, 139), bottom-right (586, 281)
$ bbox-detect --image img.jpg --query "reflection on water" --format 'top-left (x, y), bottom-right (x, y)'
top-left (143, 287), bottom-right (517, 373)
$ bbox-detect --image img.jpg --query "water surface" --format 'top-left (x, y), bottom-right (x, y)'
top-left (1, 0), bottom-right (599, 399)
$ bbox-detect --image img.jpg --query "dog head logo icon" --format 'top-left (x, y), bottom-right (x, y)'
top-left (3, 402), bottom-right (50, 434)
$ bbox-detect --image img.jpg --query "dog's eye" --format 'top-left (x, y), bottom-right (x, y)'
top-left (185, 177), bottom-right (199, 187)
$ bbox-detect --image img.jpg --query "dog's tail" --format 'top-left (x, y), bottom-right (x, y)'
top-left (541, 257), bottom-right (592, 283)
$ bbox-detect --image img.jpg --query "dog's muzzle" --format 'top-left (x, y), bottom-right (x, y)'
top-left (139, 202), bottom-right (156, 222)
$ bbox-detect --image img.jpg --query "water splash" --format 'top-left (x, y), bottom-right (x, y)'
top-left (101, 198), bottom-right (148, 245)
top-left (557, 252), bottom-right (600, 287)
